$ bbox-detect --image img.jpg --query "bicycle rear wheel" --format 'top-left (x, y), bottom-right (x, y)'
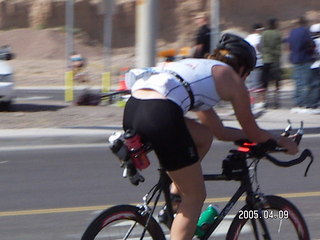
top-left (226, 195), bottom-right (310, 240)
top-left (81, 204), bottom-right (165, 240)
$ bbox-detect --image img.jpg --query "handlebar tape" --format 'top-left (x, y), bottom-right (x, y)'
top-left (265, 149), bottom-right (313, 176)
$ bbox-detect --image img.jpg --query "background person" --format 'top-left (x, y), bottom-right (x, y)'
top-left (123, 33), bottom-right (298, 240)
top-left (310, 23), bottom-right (320, 106)
top-left (245, 23), bottom-right (266, 109)
top-left (192, 13), bottom-right (211, 58)
top-left (287, 17), bottom-right (320, 114)
top-left (310, 23), bottom-right (320, 56)
top-left (261, 18), bottom-right (282, 109)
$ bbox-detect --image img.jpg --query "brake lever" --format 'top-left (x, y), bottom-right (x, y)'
top-left (274, 146), bottom-right (287, 152)
top-left (282, 119), bottom-right (292, 137)
top-left (294, 121), bottom-right (304, 145)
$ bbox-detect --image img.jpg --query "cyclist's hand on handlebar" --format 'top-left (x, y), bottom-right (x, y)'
top-left (277, 135), bottom-right (299, 155)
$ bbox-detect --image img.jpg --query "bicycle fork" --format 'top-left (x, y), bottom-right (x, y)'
top-left (246, 193), bottom-right (272, 240)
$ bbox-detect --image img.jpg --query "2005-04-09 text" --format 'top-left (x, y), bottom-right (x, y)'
top-left (238, 210), bottom-right (289, 219)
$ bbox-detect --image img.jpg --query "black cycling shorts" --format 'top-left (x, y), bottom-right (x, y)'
top-left (123, 97), bottom-right (199, 171)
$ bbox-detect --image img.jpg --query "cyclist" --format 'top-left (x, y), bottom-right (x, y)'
top-left (122, 33), bottom-right (298, 240)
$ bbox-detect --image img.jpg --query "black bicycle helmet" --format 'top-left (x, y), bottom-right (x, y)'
top-left (216, 33), bottom-right (257, 72)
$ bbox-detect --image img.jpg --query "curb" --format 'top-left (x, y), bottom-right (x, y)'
top-left (0, 127), bottom-right (121, 147)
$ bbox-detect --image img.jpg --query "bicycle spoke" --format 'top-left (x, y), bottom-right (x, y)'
top-left (276, 219), bottom-right (284, 240)
top-left (94, 220), bottom-right (154, 240)
top-left (123, 222), bottom-right (137, 240)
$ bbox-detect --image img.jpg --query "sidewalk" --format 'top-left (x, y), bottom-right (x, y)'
top-left (0, 81), bottom-right (319, 147)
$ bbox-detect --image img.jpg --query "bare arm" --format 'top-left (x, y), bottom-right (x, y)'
top-left (211, 65), bottom-right (272, 142)
top-left (196, 108), bottom-right (247, 141)
top-left (211, 65), bottom-right (298, 154)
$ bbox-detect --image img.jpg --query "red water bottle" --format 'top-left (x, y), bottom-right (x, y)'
top-left (124, 129), bottom-right (150, 170)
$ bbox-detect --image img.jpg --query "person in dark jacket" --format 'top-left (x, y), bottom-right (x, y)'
top-left (192, 13), bottom-right (211, 58)
top-left (287, 17), bottom-right (320, 114)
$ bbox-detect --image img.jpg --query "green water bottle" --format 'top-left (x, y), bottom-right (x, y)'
top-left (195, 204), bottom-right (219, 237)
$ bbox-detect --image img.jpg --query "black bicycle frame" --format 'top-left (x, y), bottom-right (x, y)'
top-left (202, 174), bottom-right (247, 239)
top-left (202, 172), bottom-right (270, 239)
top-left (202, 168), bottom-right (275, 240)
top-left (145, 168), bottom-right (271, 240)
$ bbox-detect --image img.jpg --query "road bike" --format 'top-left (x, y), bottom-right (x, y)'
top-left (81, 121), bottom-right (313, 239)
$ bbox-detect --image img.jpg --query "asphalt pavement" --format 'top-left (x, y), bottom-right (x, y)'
top-left (0, 81), bottom-right (319, 148)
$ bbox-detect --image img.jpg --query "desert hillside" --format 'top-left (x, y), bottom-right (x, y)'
top-left (0, 0), bottom-right (319, 87)
top-left (1, 0), bottom-right (319, 48)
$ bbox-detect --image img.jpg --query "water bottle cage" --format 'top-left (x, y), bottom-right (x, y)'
top-left (110, 139), bottom-right (149, 185)
top-left (109, 132), bottom-right (152, 185)
top-left (110, 138), bottom-right (149, 163)
top-left (128, 146), bottom-right (147, 158)
top-left (108, 132), bottom-right (143, 185)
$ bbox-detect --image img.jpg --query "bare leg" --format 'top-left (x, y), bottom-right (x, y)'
top-left (167, 118), bottom-right (212, 239)
top-left (185, 117), bottom-right (213, 160)
top-left (167, 161), bottom-right (206, 240)
top-left (170, 118), bottom-right (213, 195)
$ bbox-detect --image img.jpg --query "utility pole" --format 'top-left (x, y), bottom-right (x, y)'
top-left (210, 0), bottom-right (220, 51)
top-left (65, 0), bottom-right (74, 102)
top-left (135, 0), bottom-right (157, 68)
top-left (101, 0), bottom-right (114, 73)
top-left (100, 0), bottom-right (114, 92)
top-left (65, 0), bottom-right (74, 67)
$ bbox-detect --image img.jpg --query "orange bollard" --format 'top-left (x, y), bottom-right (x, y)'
top-left (117, 79), bottom-right (127, 91)
top-left (117, 67), bottom-right (129, 91)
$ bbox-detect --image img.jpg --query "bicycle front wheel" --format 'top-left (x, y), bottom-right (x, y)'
top-left (226, 195), bottom-right (310, 240)
top-left (81, 204), bottom-right (165, 240)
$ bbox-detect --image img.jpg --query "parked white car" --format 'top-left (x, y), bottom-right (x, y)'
top-left (0, 46), bottom-right (14, 110)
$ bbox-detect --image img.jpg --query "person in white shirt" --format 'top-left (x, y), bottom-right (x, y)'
top-left (310, 23), bottom-right (320, 56)
top-left (245, 23), bottom-right (266, 109)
